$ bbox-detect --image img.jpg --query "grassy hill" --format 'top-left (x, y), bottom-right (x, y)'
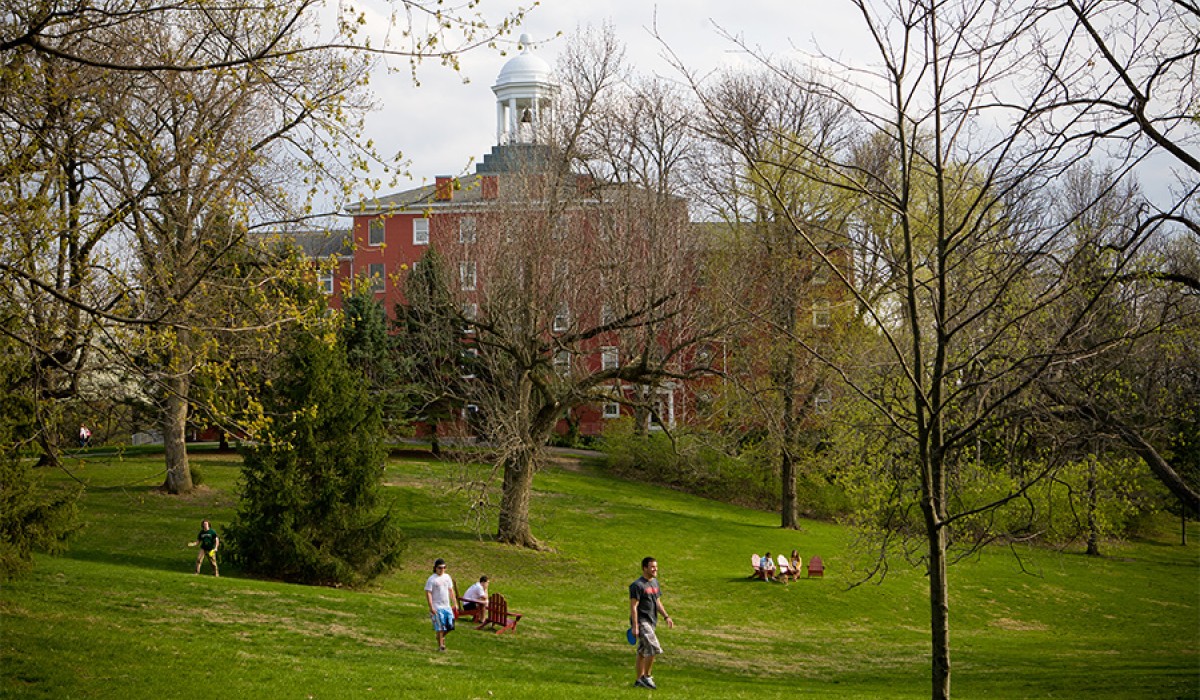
top-left (2, 451), bottom-right (1197, 699)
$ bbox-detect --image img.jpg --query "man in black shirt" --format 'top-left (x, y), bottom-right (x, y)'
top-left (629, 556), bottom-right (674, 689)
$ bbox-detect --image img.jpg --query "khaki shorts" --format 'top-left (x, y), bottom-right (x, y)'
top-left (636, 621), bottom-right (663, 657)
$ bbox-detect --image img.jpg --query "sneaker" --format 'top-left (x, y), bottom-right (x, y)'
top-left (642, 676), bottom-right (657, 689)
top-left (633, 677), bottom-right (649, 688)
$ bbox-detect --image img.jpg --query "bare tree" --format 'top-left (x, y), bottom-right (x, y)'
top-left (674, 1), bottom-right (1194, 697)
top-left (0, 1), bottom-right (531, 76)
top-left (1030, 0), bottom-right (1200, 511)
top-left (401, 28), bottom-right (718, 548)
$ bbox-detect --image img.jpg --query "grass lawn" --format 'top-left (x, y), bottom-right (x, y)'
top-left (2, 450), bottom-right (1197, 699)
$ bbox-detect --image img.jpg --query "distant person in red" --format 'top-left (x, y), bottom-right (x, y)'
top-left (629, 556), bottom-right (674, 689)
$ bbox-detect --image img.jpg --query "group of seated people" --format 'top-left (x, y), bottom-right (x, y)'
top-left (753, 550), bottom-right (803, 582)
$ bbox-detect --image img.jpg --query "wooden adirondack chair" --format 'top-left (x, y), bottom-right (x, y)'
top-left (807, 555), bottom-right (825, 578)
top-left (776, 554), bottom-right (797, 582)
top-left (751, 553), bottom-right (763, 579)
top-left (476, 592), bottom-right (522, 634)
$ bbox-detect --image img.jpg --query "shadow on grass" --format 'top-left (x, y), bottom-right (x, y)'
top-left (62, 547), bottom-right (213, 576)
top-left (403, 525), bottom-right (498, 543)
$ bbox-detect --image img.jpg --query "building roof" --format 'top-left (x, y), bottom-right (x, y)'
top-left (252, 229), bottom-right (354, 258)
top-left (346, 145), bottom-right (565, 214)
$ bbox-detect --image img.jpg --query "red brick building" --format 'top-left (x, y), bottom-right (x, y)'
top-left (319, 37), bottom-right (698, 437)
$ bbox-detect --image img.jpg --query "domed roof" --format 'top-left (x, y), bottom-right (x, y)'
top-left (494, 34), bottom-right (554, 88)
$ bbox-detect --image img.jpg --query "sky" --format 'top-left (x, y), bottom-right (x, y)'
top-left (341, 0), bottom-right (1189, 211)
top-left (348, 0), bottom-right (872, 201)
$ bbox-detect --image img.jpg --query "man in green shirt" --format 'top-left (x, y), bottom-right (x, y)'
top-left (190, 520), bottom-right (220, 577)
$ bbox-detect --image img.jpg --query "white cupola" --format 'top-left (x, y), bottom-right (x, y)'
top-left (492, 34), bottom-right (557, 145)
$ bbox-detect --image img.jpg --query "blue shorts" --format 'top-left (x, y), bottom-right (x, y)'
top-left (431, 607), bottom-right (455, 632)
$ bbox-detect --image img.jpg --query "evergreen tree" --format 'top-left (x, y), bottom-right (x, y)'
top-left (394, 248), bottom-right (471, 453)
top-left (341, 289), bottom-right (409, 438)
top-left (0, 314), bottom-right (80, 579)
top-left (226, 325), bottom-right (403, 586)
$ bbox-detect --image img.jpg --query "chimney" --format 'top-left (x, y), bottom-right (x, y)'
top-left (435, 176), bottom-right (454, 201)
top-left (481, 175), bottom-right (499, 200)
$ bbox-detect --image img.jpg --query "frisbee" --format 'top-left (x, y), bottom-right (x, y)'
top-left (626, 627), bottom-right (636, 645)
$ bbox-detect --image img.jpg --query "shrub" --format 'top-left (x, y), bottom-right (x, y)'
top-left (599, 419), bottom-right (792, 510)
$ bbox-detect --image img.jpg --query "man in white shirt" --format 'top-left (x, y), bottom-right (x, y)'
top-left (462, 575), bottom-right (490, 620)
top-left (424, 558), bottom-right (457, 651)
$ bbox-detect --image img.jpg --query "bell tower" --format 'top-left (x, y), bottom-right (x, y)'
top-left (492, 34), bottom-right (557, 145)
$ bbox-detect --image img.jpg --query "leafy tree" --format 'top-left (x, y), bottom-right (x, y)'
top-left (694, 67), bottom-right (859, 528)
top-left (226, 322), bottom-right (403, 586)
top-left (1, 0), bottom-right (530, 480)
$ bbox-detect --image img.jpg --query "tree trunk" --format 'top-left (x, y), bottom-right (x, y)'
top-left (780, 446), bottom-right (799, 529)
top-left (34, 433), bottom-right (60, 468)
top-left (778, 369), bottom-right (800, 529)
top-left (926, 513), bottom-right (951, 700)
top-left (161, 373), bottom-right (193, 494)
top-left (497, 444), bottom-right (540, 548)
top-left (1086, 456), bottom-right (1101, 556)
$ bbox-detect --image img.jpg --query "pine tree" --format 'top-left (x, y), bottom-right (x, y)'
top-left (227, 326), bottom-right (403, 586)
top-left (0, 317), bottom-right (80, 579)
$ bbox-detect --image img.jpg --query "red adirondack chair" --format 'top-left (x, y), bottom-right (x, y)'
top-left (476, 592), bottom-right (522, 634)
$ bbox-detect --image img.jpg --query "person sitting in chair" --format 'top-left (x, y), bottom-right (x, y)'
top-left (762, 551), bottom-right (777, 582)
top-left (462, 575), bottom-right (490, 619)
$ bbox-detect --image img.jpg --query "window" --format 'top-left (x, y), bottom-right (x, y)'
top-left (413, 218), bottom-right (430, 245)
top-left (813, 300), bottom-right (831, 328)
top-left (601, 346), bottom-right (619, 371)
top-left (458, 217), bottom-right (476, 244)
top-left (553, 302), bottom-right (570, 332)
top-left (600, 302), bottom-right (616, 326)
top-left (554, 350), bottom-right (571, 376)
top-left (368, 218), bottom-right (385, 246)
top-left (368, 263), bottom-right (385, 293)
top-left (459, 261), bottom-right (477, 291)
top-left (461, 303), bottom-right (478, 334)
top-left (811, 263), bottom-right (830, 285)
top-left (603, 402), bottom-right (621, 419)
top-left (318, 270), bottom-right (334, 295)
top-left (461, 347), bottom-right (479, 379)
